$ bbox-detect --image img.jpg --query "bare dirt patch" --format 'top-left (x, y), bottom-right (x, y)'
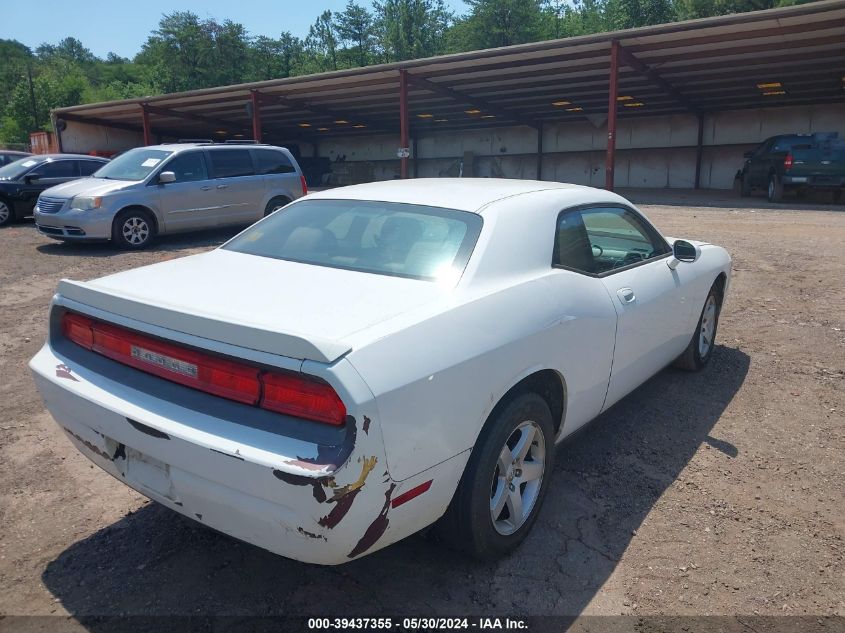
top-left (0, 191), bottom-right (842, 625)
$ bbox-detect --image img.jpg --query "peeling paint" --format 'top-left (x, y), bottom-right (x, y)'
top-left (362, 415), bottom-right (371, 435)
top-left (348, 483), bottom-right (396, 558)
top-left (63, 428), bottom-right (112, 462)
top-left (195, 513), bottom-right (203, 520)
top-left (328, 456), bottom-right (377, 502)
top-left (127, 418), bottom-right (170, 440)
top-left (318, 488), bottom-right (361, 529)
top-left (272, 469), bottom-right (331, 503)
top-left (297, 526), bottom-right (328, 541)
top-left (286, 415), bottom-right (358, 471)
top-left (211, 448), bottom-right (244, 461)
top-left (55, 363), bottom-right (79, 382)
top-left (112, 443), bottom-right (126, 461)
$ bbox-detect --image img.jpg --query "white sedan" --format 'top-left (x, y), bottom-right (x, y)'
top-left (30, 179), bottom-right (731, 564)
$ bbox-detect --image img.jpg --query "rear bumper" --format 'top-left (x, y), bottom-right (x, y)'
top-left (29, 341), bottom-right (404, 565)
top-left (782, 174), bottom-right (845, 186)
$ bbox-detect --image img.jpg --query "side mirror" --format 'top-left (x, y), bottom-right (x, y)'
top-left (25, 174), bottom-right (41, 183)
top-left (158, 171), bottom-right (176, 184)
top-left (667, 239), bottom-right (700, 270)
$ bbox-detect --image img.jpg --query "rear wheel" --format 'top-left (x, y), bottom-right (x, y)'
top-left (434, 392), bottom-right (555, 560)
top-left (674, 283), bottom-right (722, 371)
top-left (767, 175), bottom-right (783, 202)
top-left (0, 198), bottom-right (13, 226)
top-left (112, 208), bottom-right (155, 250)
top-left (263, 196), bottom-right (291, 217)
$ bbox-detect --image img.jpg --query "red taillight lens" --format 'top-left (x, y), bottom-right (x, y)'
top-left (300, 174), bottom-right (308, 195)
top-left (261, 371), bottom-right (346, 426)
top-left (784, 152), bottom-right (793, 171)
top-left (62, 313), bottom-right (94, 349)
top-left (60, 312), bottom-right (345, 425)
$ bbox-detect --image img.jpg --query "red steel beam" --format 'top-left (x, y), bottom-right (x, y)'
top-left (605, 40), bottom-right (619, 192)
top-left (400, 69), bottom-right (409, 179)
top-left (250, 90), bottom-right (263, 142)
top-left (141, 104), bottom-right (152, 146)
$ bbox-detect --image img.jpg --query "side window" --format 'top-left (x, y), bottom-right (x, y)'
top-left (254, 149), bottom-right (296, 174)
top-left (31, 160), bottom-right (78, 178)
top-left (208, 149), bottom-right (254, 179)
top-left (554, 206), bottom-right (669, 275)
top-left (581, 207), bottom-right (668, 273)
top-left (164, 152), bottom-right (208, 182)
top-left (79, 160), bottom-right (103, 176)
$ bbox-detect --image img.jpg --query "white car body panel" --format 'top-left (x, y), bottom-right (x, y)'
top-left (29, 179), bottom-right (732, 564)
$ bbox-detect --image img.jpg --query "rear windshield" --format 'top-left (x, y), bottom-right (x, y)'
top-left (93, 148), bottom-right (172, 181)
top-left (223, 199), bottom-right (483, 281)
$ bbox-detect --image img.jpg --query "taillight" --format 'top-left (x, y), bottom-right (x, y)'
top-left (262, 372), bottom-right (346, 426)
top-left (60, 312), bottom-right (345, 425)
top-left (300, 174), bottom-right (308, 195)
top-left (784, 152), bottom-right (793, 171)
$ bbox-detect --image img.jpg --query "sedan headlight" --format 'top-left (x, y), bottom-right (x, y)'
top-left (70, 195), bottom-right (103, 210)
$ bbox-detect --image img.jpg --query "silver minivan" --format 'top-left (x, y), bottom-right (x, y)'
top-left (34, 142), bottom-right (306, 249)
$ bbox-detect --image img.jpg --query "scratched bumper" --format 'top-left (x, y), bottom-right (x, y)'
top-left (29, 342), bottom-right (403, 565)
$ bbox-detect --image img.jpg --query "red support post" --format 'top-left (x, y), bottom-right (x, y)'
top-left (250, 90), bottom-right (262, 143)
top-left (399, 69), bottom-right (410, 179)
top-left (141, 104), bottom-right (152, 146)
top-left (694, 113), bottom-right (704, 189)
top-left (605, 40), bottom-right (619, 191)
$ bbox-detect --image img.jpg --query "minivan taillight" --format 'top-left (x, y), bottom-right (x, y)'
top-left (60, 312), bottom-right (345, 425)
top-left (300, 174), bottom-right (308, 195)
top-left (784, 152), bottom-right (793, 171)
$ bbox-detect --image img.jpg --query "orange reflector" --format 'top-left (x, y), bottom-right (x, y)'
top-left (391, 480), bottom-right (433, 508)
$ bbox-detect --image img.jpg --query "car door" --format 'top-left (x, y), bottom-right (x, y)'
top-left (21, 159), bottom-right (80, 211)
top-left (572, 205), bottom-right (693, 410)
top-left (154, 150), bottom-right (218, 232)
top-left (206, 148), bottom-right (262, 226)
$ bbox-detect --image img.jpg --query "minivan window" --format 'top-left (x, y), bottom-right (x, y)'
top-left (94, 148), bottom-right (172, 181)
top-left (254, 149), bottom-right (296, 175)
top-left (224, 199), bottom-right (483, 281)
top-left (164, 152), bottom-right (208, 182)
top-left (209, 149), bottom-right (254, 178)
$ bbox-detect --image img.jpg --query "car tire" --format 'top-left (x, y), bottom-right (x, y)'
top-left (673, 283), bottom-right (723, 371)
top-left (739, 175), bottom-right (751, 197)
top-left (112, 208), bottom-right (156, 250)
top-left (0, 198), bottom-right (14, 227)
top-left (263, 196), bottom-right (291, 217)
top-left (434, 392), bottom-right (556, 560)
top-left (767, 175), bottom-right (783, 203)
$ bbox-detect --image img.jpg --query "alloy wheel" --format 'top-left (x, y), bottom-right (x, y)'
top-left (490, 420), bottom-right (546, 536)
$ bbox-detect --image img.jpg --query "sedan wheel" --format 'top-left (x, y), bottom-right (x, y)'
top-left (490, 421), bottom-right (546, 536)
top-left (434, 392), bottom-right (555, 560)
top-left (698, 294), bottom-right (717, 358)
top-left (673, 283), bottom-right (722, 371)
top-left (0, 200), bottom-right (12, 226)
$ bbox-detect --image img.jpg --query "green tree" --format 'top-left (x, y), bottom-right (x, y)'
top-left (306, 10), bottom-right (340, 71)
top-left (336, 1), bottom-right (377, 67)
top-left (374, 0), bottom-right (452, 61)
top-left (452, 0), bottom-right (545, 50)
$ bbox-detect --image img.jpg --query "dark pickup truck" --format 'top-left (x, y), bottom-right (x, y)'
top-left (735, 133), bottom-right (845, 203)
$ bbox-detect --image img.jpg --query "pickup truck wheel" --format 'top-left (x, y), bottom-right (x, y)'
top-left (674, 283), bottom-right (722, 371)
top-left (112, 209), bottom-right (156, 250)
top-left (767, 175), bottom-right (784, 202)
top-left (434, 393), bottom-right (555, 560)
top-left (0, 199), bottom-right (13, 226)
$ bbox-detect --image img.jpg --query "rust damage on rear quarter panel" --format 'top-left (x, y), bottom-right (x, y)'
top-left (348, 483), bottom-right (396, 559)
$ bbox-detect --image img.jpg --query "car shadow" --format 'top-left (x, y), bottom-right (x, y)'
top-left (619, 187), bottom-right (843, 212)
top-left (41, 345), bottom-right (749, 624)
top-left (34, 225), bottom-right (248, 258)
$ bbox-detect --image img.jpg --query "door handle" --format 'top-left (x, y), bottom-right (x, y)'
top-left (216, 184), bottom-right (228, 190)
top-left (617, 287), bottom-right (636, 304)
top-left (200, 186), bottom-right (212, 191)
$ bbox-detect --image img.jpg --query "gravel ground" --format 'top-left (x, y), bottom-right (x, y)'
top-left (0, 190), bottom-right (842, 629)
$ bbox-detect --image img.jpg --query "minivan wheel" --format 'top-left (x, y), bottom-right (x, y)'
top-left (264, 197), bottom-right (291, 217)
top-left (434, 392), bottom-right (555, 560)
top-left (113, 209), bottom-right (155, 250)
top-left (0, 199), bottom-right (13, 226)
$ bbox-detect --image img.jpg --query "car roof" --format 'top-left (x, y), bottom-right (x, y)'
top-left (305, 178), bottom-right (604, 213)
top-left (0, 150), bottom-right (30, 156)
top-left (25, 154), bottom-right (108, 160)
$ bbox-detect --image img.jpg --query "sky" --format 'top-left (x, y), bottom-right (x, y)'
top-left (0, 0), bottom-right (470, 59)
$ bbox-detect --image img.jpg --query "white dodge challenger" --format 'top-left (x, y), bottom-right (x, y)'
top-left (30, 179), bottom-right (731, 564)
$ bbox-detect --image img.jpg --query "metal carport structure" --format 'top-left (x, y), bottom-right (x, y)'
top-left (52, 0), bottom-right (845, 191)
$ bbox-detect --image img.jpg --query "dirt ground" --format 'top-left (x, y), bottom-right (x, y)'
top-left (0, 189), bottom-right (842, 628)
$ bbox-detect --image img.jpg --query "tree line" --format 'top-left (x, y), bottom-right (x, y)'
top-left (0, 0), bottom-right (815, 146)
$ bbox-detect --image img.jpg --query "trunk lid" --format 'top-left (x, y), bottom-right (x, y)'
top-left (57, 249), bottom-right (444, 363)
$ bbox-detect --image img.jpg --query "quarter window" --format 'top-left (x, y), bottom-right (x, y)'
top-left (209, 149), bottom-right (255, 178)
top-left (254, 149), bottom-right (296, 174)
top-left (554, 206), bottom-right (669, 275)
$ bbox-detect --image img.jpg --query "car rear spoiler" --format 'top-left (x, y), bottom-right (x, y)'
top-left (55, 279), bottom-right (352, 364)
